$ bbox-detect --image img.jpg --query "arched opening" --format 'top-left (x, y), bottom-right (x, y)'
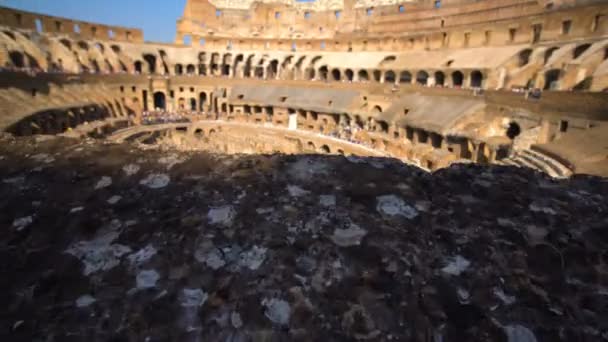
top-left (198, 64), bottom-right (207, 75)
top-left (372, 105), bottom-right (382, 113)
top-left (153, 92), bottom-right (166, 110)
top-left (143, 54), bottom-right (156, 74)
top-left (434, 71), bottom-right (445, 86)
top-left (199, 92), bottom-right (207, 111)
top-left (307, 141), bottom-right (316, 151)
top-left (267, 60), bottom-right (279, 79)
top-left (319, 145), bottom-right (331, 154)
top-left (506, 122), bottom-right (521, 139)
top-left (358, 70), bottom-right (369, 82)
top-left (573, 44), bottom-right (591, 59)
top-left (452, 71), bottom-right (464, 87)
top-left (89, 59), bottom-right (100, 73)
top-left (244, 55), bottom-right (255, 77)
top-left (416, 71), bottom-right (429, 85)
top-left (518, 49), bottom-right (533, 67)
top-left (384, 70), bottom-right (396, 83)
top-left (345, 69), bottom-right (354, 81)
top-left (60, 39), bottom-right (72, 49)
top-left (331, 68), bottom-right (341, 81)
top-left (470, 70), bottom-right (483, 88)
top-left (544, 69), bottom-right (561, 90)
top-left (77, 41), bottom-right (89, 50)
top-left (373, 70), bottom-right (382, 82)
top-left (190, 98), bottom-right (196, 111)
top-left (9, 51), bottom-right (24, 68)
top-left (186, 64), bottom-right (196, 75)
top-left (544, 47), bottom-right (559, 64)
top-left (399, 71), bottom-right (412, 84)
top-left (175, 64), bottom-right (184, 75)
top-left (305, 68), bottom-right (315, 80)
top-left (377, 120), bottom-right (389, 133)
top-left (318, 66), bottom-right (328, 81)
top-left (255, 66), bottom-right (264, 79)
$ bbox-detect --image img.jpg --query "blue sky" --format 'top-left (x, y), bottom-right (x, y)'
top-left (0, 0), bottom-right (186, 42)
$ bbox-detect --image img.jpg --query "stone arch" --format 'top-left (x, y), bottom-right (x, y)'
top-left (9, 51), bottom-right (25, 68)
top-left (345, 69), bottom-right (354, 81)
top-left (233, 54), bottom-right (244, 76)
top-left (573, 43), bottom-right (591, 59)
top-left (77, 41), bottom-right (89, 50)
top-left (153, 92), bottom-right (166, 110)
top-left (544, 47), bottom-right (559, 65)
top-left (175, 64), bottom-right (184, 75)
top-left (318, 65), bottom-right (328, 81)
top-left (186, 64), bottom-right (196, 75)
top-left (470, 70), bottom-right (483, 88)
top-left (267, 59), bottom-right (279, 79)
top-left (373, 69), bottom-right (382, 82)
top-left (133, 61), bottom-right (143, 74)
top-left (358, 69), bottom-right (369, 82)
top-left (331, 68), bottom-right (341, 81)
top-left (190, 98), bottom-right (197, 111)
top-left (60, 38), bottom-right (72, 49)
top-left (544, 69), bottom-right (561, 90)
top-left (305, 67), bottom-right (315, 80)
top-left (434, 71), bottom-right (445, 86)
top-left (452, 71), bottom-right (464, 87)
top-left (319, 145), bottom-right (331, 154)
top-left (399, 71), bottom-right (412, 84)
top-left (518, 48), bottom-right (533, 66)
top-left (384, 70), bottom-right (396, 83)
top-left (142, 54), bottom-right (156, 74)
top-left (310, 55), bottom-right (323, 67)
top-left (244, 54), bottom-right (256, 77)
top-left (416, 70), bottom-right (429, 85)
top-left (372, 105), bottom-right (382, 113)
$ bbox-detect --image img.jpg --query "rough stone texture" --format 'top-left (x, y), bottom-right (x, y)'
top-left (1, 135), bottom-right (607, 341)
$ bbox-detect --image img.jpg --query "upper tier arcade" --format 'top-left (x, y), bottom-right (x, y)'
top-left (176, 0), bottom-right (608, 47)
top-left (0, 6), bottom-right (143, 43)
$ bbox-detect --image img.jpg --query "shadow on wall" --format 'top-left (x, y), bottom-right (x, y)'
top-left (6, 104), bottom-right (113, 136)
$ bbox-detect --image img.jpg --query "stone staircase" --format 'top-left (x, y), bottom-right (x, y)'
top-left (500, 149), bottom-right (573, 178)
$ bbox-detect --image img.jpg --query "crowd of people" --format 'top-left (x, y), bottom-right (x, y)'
top-left (140, 110), bottom-right (190, 125)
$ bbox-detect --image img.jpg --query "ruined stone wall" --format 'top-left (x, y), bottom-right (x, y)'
top-left (0, 6), bottom-right (143, 43)
top-left (176, 0), bottom-right (608, 49)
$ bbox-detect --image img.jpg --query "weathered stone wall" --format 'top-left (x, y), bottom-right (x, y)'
top-left (0, 6), bottom-right (143, 43)
top-left (176, 0), bottom-right (608, 49)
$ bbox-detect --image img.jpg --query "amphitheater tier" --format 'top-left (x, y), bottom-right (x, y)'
top-left (1, 1), bottom-right (607, 176)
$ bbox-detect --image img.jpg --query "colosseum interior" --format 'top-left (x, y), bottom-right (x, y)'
top-left (1, 1), bottom-right (608, 341)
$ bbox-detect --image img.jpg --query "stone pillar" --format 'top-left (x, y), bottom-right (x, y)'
top-left (537, 118), bottom-right (552, 143)
top-left (497, 67), bottom-right (507, 90)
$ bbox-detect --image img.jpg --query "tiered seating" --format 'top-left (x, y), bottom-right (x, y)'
top-left (501, 149), bottom-right (573, 178)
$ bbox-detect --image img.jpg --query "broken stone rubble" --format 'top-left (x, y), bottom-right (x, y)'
top-left (1, 138), bottom-right (606, 341)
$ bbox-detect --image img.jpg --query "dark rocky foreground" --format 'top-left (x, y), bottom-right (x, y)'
top-left (0, 135), bottom-right (607, 342)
